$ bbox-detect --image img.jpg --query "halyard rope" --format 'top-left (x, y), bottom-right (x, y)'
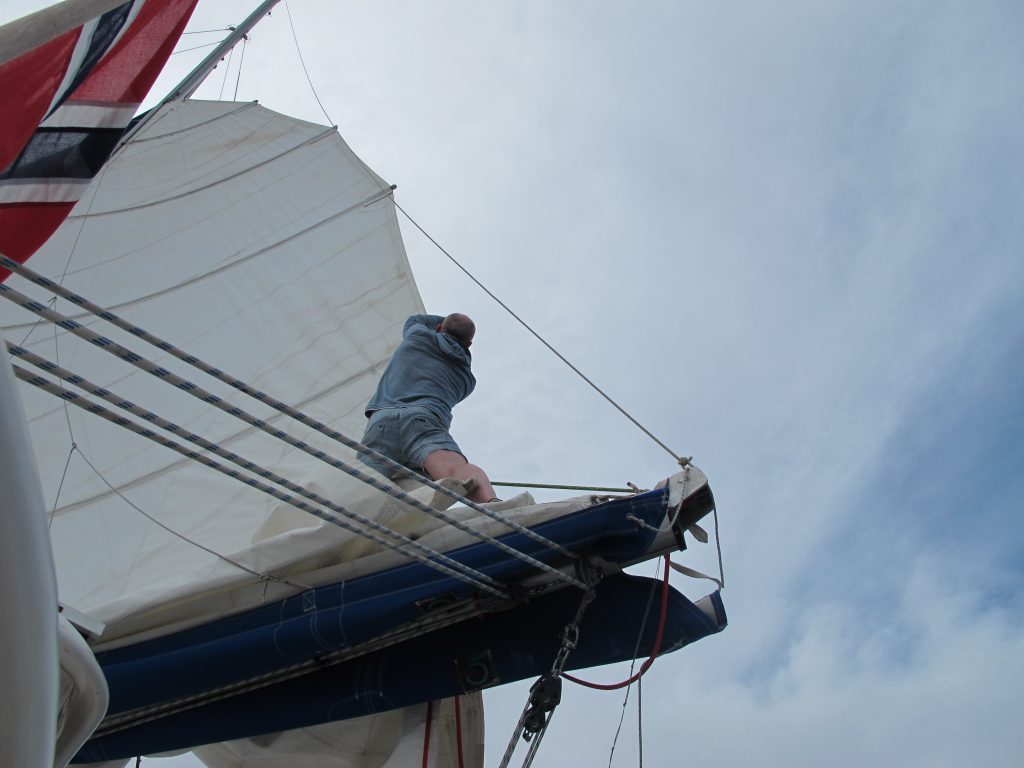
top-left (395, 202), bottom-right (691, 469)
top-left (10, 361), bottom-right (508, 598)
top-left (0, 292), bottom-right (579, 589)
top-left (283, 0), bottom-right (334, 126)
top-left (0, 254), bottom-right (578, 563)
top-left (7, 342), bottom-right (509, 596)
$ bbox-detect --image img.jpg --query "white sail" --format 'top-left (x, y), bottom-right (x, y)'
top-left (0, 98), bottom-right (425, 639)
top-left (0, 12), bottom-right (723, 767)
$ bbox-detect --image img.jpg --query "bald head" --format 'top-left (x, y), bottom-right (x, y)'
top-left (440, 313), bottom-right (475, 348)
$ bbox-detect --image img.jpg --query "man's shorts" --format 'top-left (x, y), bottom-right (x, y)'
top-left (358, 406), bottom-right (463, 478)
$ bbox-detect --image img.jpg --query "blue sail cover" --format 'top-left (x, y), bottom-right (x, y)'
top-left (74, 488), bottom-right (727, 762)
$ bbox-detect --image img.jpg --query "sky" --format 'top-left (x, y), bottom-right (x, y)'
top-left (4, 0), bottom-right (1024, 766)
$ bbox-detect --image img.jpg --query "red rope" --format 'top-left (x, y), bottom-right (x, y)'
top-left (563, 555), bottom-right (671, 691)
top-left (421, 700), bottom-right (434, 768)
top-left (454, 694), bottom-right (465, 768)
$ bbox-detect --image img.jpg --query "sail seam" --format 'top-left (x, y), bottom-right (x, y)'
top-left (67, 123), bottom-right (338, 218)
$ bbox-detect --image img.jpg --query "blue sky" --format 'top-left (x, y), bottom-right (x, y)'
top-left (4, 0), bottom-right (1023, 765)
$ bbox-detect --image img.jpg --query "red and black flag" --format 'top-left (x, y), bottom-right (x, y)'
top-left (0, 0), bottom-right (198, 277)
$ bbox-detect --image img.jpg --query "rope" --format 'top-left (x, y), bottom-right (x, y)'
top-left (10, 363), bottom-right (508, 599)
top-left (563, 556), bottom-right (671, 690)
top-left (0, 281), bottom-right (582, 589)
top-left (8, 343), bottom-right (507, 597)
top-left (421, 700), bottom-right (433, 768)
top-left (172, 39), bottom-right (226, 56)
top-left (217, 39), bottom-right (235, 100)
top-left (454, 695), bottom-right (465, 768)
top-left (395, 202), bottom-right (690, 469)
top-left (284, 0), bottom-right (334, 126)
top-left (0, 254), bottom-right (580, 565)
top-left (232, 34), bottom-right (247, 100)
top-left (493, 481), bottom-right (635, 494)
top-left (606, 565), bottom-right (659, 767)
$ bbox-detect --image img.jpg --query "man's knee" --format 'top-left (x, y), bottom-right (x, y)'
top-left (423, 449), bottom-right (468, 479)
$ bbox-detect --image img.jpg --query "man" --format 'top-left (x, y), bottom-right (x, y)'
top-left (360, 312), bottom-right (498, 503)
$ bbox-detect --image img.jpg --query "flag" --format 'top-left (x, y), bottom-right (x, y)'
top-left (0, 0), bottom-right (199, 279)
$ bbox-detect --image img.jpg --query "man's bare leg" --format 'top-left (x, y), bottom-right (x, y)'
top-left (423, 449), bottom-right (497, 503)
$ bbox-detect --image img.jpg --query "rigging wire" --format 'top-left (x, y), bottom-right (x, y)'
top-left (217, 39), bottom-right (236, 99)
top-left (233, 34), bottom-right (248, 100)
top-left (182, 28), bottom-right (233, 35)
top-left (395, 202), bottom-right (690, 469)
top-left (606, 562), bottom-right (660, 767)
top-left (283, 0), bottom-right (334, 126)
top-left (171, 39), bottom-right (225, 56)
top-left (48, 443), bottom-right (75, 529)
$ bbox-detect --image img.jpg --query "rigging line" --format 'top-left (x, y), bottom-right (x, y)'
top-left (0, 254), bottom-right (580, 563)
top-left (48, 443), bottom-right (75, 529)
top-left (395, 202), bottom-right (689, 468)
top-left (0, 290), bottom-right (577, 590)
top-left (494, 481), bottom-right (634, 494)
top-left (637, 675), bottom-right (644, 768)
top-left (171, 39), bottom-right (226, 56)
top-left (607, 565), bottom-right (660, 768)
top-left (8, 342), bottom-right (508, 596)
top-left (71, 440), bottom-right (310, 592)
top-left (217, 39), bottom-right (235, 100)
top-left (183, 27), bottom-right (234, 35)
top-left (284, 0), bottom-right (334, 126)
top-left (232, 35), bottom-right (247, 101)
top-left (11, 363), bottom-right (507, 599)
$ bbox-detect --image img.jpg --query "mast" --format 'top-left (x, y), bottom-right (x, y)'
top-left (118, 0), bottom-right (282, 147)
top-left (165, 0), bottom-right (283, 101)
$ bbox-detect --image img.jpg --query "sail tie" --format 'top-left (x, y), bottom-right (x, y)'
top-left (396, 202), bottom-right (692, 470)
top-left (0, 254), bottom-right (579, 565)
top-left (0, 280), bottom-right (583, 589)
